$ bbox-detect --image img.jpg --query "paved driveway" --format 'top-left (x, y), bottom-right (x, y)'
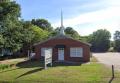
top-left (93, 53), bottom-right (120, 71)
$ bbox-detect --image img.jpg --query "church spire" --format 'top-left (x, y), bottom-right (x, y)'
top-left (60, 10), bottom-right (65, 35)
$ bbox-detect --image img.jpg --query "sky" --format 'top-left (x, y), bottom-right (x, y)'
top-left (16, 0), bottom-right (120, 39)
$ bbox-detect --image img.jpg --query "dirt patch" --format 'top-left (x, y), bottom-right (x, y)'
top-left (0, 58), bottom-right (27, 64)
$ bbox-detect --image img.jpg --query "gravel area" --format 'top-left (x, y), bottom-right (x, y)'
top-left (93, 52), bottom-right (120, 71)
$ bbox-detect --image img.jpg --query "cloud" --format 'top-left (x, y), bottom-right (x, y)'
top-left (52, 0), bottom-right (120, 40)
top-left (76, 20), bottom-right (120, 36)
top-left (106, 0), bottom-right (120, 6)
top-left (52, 7), bottom-right (120, 27)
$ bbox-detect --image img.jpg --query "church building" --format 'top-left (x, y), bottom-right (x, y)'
top-left (34, 12), bottom-right (91, 62)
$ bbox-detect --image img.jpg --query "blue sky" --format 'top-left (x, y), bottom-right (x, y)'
top-left (16, 0), bottom-right (120, 39)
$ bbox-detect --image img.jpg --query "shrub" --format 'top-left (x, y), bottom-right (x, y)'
top-left (108, 47), bottom-right (115, 52)
top-left (0, 64), bottom-right (10, 70)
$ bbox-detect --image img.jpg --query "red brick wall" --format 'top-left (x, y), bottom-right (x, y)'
top-left (34, 38), bottom-right (90, 62)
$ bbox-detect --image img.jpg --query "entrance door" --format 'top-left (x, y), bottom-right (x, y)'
top-left (58, 48), bottom-right (64, 60)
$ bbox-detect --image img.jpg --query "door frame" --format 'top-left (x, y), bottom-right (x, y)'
top-left (58, 48), bottom-right (64, 61)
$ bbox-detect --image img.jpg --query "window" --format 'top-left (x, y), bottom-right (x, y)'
top-left (70, 47), bottom-right (83, 57)
top-left (41, 48), bottom-right (52, 57)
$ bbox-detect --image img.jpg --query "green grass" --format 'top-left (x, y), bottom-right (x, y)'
top-left (0, 58), bottom-right (120, 83)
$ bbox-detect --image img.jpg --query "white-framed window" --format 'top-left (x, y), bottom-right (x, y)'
top-left (70, 47), bottom-right (83, 57)
top-left (41, 48), bottom-right (52, 57)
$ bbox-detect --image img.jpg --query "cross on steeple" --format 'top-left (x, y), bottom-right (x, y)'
top-left (60, 10), bottom-right (65, 35)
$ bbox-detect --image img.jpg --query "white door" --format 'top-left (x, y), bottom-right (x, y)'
top-left (58, 48), bottom-right (64, 60)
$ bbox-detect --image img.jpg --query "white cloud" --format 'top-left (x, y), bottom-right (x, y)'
top-left (52, 0), bottom-right (120, 40)
top-left (52, 7), bottom-right (120, 27)
top-left (76, 20), bottom-right (120, 35)
top-left (106, 0), bottom-right (120, 7)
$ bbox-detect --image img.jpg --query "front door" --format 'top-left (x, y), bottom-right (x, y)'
top-left (58, 48), bottom-right (64, 60)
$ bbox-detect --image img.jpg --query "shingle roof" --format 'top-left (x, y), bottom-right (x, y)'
top-left (33, 34), bottom-right (91, 46)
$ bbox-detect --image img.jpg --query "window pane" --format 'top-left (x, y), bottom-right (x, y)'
top-left (70, 47), bottom-right (83, 57)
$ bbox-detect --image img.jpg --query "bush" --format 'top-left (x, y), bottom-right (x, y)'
top-left (0, 64), bottom-right (10, 70)
top-left (108, 47), bottom-right (115, 52)
top-left (114, 40), bottom-right (120, 52)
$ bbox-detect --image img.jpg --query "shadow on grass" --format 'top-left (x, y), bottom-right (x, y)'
top-left (16, 60), bottom-right (44, 68)
top-left (109, 77), bottom-right (114, 83)
top-left (16, 60), bottom-right (82, 68)
top-left (52, 62), bottom-right (82, 67)
top-left (0, 68), bottom-right (21, 73)
top-left (15, 61), bottom-right (82, 79)
top-left (16, 67), bottom-right (44, 79)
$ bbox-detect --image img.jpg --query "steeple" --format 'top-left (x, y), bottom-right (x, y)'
top-left (60, 10), bottom-right (65, 35)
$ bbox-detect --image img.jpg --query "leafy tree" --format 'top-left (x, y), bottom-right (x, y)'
top-left (31, 25), bottom-right (49, 43)
top-left (21, 21), bottom-right (49, 55)
top-left (114, 31), bottom-right (120, 52)
top-left (0, 1), bottom-right (50, 56)
top-left (0, 0), bottom-right (10, 2)
top-left (51, 27), bottom-right (61, 36)
top-left (52, 27), bottom-right (81, 40)
top-left (79, 36), bottom-right (90, 43)
top-left (21, 21), bottom-right (35, 45)
top-left (0, 1), bottom-right (20, 21)
top-left (22, 21), bottom-right (49, 44)
top-left (89, 29), bottom-right (111, 52)
top-left (114, 40), bottom-right (120, 52)
top-left (0, 34), bottom-right (4, 48)
top-left (65, 27), bottom-right (80, 39)
top-left (0, 1), bottom-right (23, 52)
top-left (31, 19), bottom-right (53, 31)
top-left (114, 31), bottom-right (120, 40)
top-left (0, 23), bottom-right (4, 48)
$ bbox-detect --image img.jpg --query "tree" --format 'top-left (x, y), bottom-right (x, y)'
top-left (65, 27), bottom-right (80, 39)
top-left (31, 25), bottom-right (49, 43)
top-left (51, 27), bottom-right (60, 36)
top-left (114, 31), bottom-right (120, 52)
top-left (89, 29), bottom-right (111, 52)
top-left (79, 36), bottom-right (90, 43)
top-left (21, 21), bottom-right (35, 45)
top-left (0, 23), bottom-right (4, 48)
top-left (21, 21), bottom-right (49, 55)
top-left (31, 19), bottom-right (53, 31)
top-left (0, 1), bottom-right (23, 52)
top-left (114, 31), bottom-right (120, 40)
top-left (0, 1), bottom-right (50, 56)
top-left (0, 0), bottom-right (10, 2)
top-left (0, 35), bottom-right (4, 48)
top-left (22, 21), bottom-right (49, 44)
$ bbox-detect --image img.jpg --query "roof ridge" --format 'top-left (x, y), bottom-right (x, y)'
top-left (33, 34), bottom-right (91, 46)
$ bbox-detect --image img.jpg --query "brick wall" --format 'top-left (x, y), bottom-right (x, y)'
top-left (34, 38), bottom-right (90, 62)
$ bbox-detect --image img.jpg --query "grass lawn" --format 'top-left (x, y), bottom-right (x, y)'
top-left (0, 57), bottom-right (120, 83)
